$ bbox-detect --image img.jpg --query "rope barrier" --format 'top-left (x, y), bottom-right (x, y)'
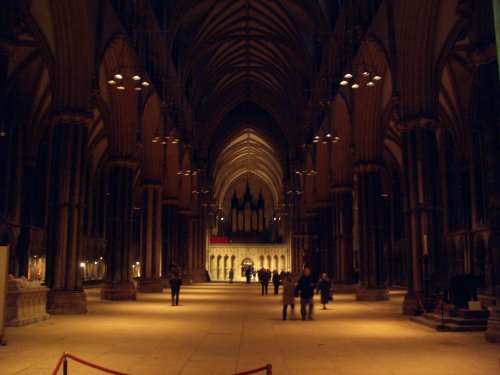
top-left (232, 364), bottom-right (272, 375)
top-left (416, 294), bottom-right (443, 318)
top-left (52, 352), bottom-right (131, 375)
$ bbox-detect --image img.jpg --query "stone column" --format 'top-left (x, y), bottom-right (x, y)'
top-left (332, 186), bottom-right (355, 285)
top-left (316, 201), bottom-right (333, 276)
top-left (400, 119), bottom-right (444, 314)
top-left (101, 159), bottom-right (137, 300)
top-left (137, 183), bottom-right (163, 293)
top-left (355, 163), bottom-right (389, 301)
top-left (161, 199), bottom-right (178, 277)
top-left (16, 158), bottom-right (37, 278)
top-left (177, 209), bottom-right (190, 274)
top-left (45, 112), bottom-right (91, 314)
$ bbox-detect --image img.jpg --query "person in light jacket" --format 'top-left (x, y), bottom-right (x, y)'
top-left (281, 272), bottom-right (296, 320)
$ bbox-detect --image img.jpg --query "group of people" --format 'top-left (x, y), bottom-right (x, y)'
top-left (282, 267), bottom-right (333, 321)
top-left (167, 266), bottom-right (333, 319)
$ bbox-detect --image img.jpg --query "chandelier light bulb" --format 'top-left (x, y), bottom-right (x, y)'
top-left (351, 83), bottom-right (360, 89)
top-left (362, 71), bottom-right (370, 76)
top-left (373, 75), bottom-right (381, 80)
top-left (116, 85), bottom-right (125, 90)
top-left (141, 81), bottom-right (149, 87)
top-left (326, 133), bottom-right (331, 138)
top-left (114, 73), bottom-right (123, 80)
top-left (135, 86), bottom-right (142, 91)
top-left (367, 81), bottom-right (375, 87)
top-left (344, 73), bottom-right (353, 79)
top-left (108, 79), bottom-right (116, 85)
top-left (340, 80), bottom-right (348, 85)
top-left (132, 75), bottom-right (141, 81)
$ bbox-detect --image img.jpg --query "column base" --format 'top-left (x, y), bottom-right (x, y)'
top-left (402, 293), bottom-right (420, 315)
top-left (485, 307), bottom-right (500, 343)
top-left (356, 287), bottom-right (389, 301)
top-left (101, 281), bottom-right (137, 301)
top-left (137, 279), bottom-right (164, 293)
top-left (332, 283), bottom-right (359, 294)
top-left (47, 290), bottom-right (87, 314)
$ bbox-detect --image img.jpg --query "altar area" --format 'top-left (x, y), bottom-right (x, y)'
top-left (207, 244), bottom-right (291, 282)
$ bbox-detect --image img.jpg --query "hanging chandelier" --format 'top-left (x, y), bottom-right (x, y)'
top-left (339, 64), bottom-right (381, 89)
top-left (106, 42), bottom-right (150, 91)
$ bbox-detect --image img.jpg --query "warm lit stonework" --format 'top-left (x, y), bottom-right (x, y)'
top-left (0, 0), bottom-right (499, 369)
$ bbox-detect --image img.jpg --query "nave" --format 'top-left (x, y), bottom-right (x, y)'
top-left (1, 283), bottom-right (498, 375)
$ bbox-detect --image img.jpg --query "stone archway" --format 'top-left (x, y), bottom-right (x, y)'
top-left (241, 258), bottom-right (254, 278)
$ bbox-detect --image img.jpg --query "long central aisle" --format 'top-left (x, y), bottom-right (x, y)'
top-left (1, 283), bottom-right (498, 374)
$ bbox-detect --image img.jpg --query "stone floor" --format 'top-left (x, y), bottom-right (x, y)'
top-left (1, 283), bottom-right (498, 375)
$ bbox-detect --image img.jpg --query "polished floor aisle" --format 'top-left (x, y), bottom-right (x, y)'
top-left (1, 283), bottom-right (498, 375)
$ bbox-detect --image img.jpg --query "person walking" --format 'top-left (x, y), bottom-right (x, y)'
top-left (261, 269), bottom-right (270, 295)
top-left (228, 268), bottom-right (234, 283)
top-left (245, 267), bottom-right (251, 283)
top-left (272, 270), bottom-right (281, 295)
top-left (169, 272), bottom-right (183, 306)
top-left (281, 272), bottom-right (296, 320)
top-left (316, 273), bottom-right (332, 310)
top-left (295, 267), bottom-right (315, 320)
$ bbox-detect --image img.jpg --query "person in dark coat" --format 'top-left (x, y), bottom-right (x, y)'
top-left (261, 269), bottom-right (270, 295)
top-left (169, 272), bottom-right (183, 306)
top-left (272, 270), bottom-right (281, 295)
top-left (295, 267), bottom-right (315, 320)
top-left (282, 272), bottom-right (296, 320)
top-left (316, 273), bottom-right (332, 310)
top-left (245, 268), bottom-right (251, 283)
top-left (228, 268), bottom-right (234, 283)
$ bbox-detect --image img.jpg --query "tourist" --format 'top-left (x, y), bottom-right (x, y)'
top-left (261, 269), bottom-right (270, 295)
top-left (272, 270), bottom-right (281, 295)
top-left (169, 272), bottom-right (183, 306)
top-left (316, 273), bottom-right (332, 310)
top-left (228, 268), bottom-right (234, 283)
top-left (282, 272), bottom-right (296, 320)
top-left (295, 267), bottom-right (315, 320)
top-left (245, 267), bottom-right (251, 283)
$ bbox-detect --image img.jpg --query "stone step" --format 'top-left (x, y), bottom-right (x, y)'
top-left (410, 316), bottom-right (488, 332)
top-left (455, 308), bottom-right (490, 319)
top-left (426, 313), bottom-right (488, 326)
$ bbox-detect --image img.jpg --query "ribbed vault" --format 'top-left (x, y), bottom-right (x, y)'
top-left (213, 127), bottom-right (283, 219)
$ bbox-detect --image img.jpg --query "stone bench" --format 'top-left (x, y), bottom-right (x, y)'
top-left (6, 275), bottom-right (49, 326)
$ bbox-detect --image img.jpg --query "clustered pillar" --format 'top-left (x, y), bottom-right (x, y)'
top-left (332, 186), bottom-right (354, 286)
top-left (162, 199), bottom-right (178, 277)
top-left (45, 112), bottom-right (90, 314)
top-left (137, 183), bottom-right (163, 292)
top-left (101, 160), bottom-right (137, 300)
top-left (355, 163), bottom-right (389, 301)
top-left (401, 120), bottom-right (443, 314)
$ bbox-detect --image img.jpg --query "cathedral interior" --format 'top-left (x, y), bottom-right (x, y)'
top-left (0, 1), bottom-right (500, 371)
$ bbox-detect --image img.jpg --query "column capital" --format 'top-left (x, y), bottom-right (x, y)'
top-left (51, 109), bottom-right (94, 126)
top-left (108, 158), bottom-right (138, 169)
top-left (396, 117), bottom-right (440, 131)
top-left (316, 200), bottom-right (332, 209)
top-left (163, 198), bottom-right (179, 205)
top-left (354, 162), bottom-right (384, 175)
top-left (141, 181), bottom-right (163, 190)
top-left (330, 185), bottom-right (354, 194)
